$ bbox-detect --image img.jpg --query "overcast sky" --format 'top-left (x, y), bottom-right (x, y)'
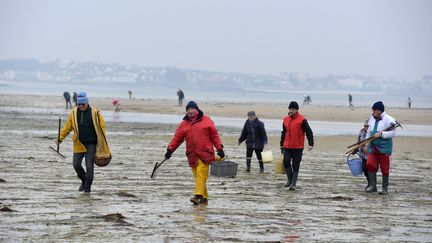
top-left (0, 0), bottom-right (431, 78)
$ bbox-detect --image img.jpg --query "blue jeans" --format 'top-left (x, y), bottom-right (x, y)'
top-left (73, 144), bottom-right (96, 191)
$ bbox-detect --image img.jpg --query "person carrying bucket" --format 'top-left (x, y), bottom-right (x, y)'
top-left (365, 101), bottom-right (397, 195)
top-left (165, 101), bottom-right (225, 205)
top-left (352, 120), bottom-right (370, 189)
top-left (280, 101), bottom-right (314, 190)
top-left (238, 111), bottom-right (268, 173)
top-left (56, 92), bottom-right (110, 194)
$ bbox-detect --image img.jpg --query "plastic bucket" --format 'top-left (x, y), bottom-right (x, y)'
top-left (262, 150), bottom-right (274, 163)
top-left (274, 157), bottom-right (286, 174)
top-left (347, 153), bottom-right (363, 176)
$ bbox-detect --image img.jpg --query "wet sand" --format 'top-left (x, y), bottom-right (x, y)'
top-left (1, 93), bottom-right (431, 125)
top-left (1, 108), bottom-right (432, 241)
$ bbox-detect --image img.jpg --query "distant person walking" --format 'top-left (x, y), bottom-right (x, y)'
top-left (348, 94), bottom-right (354, 108)
top-left (165, 101), bottom-right (225, 205)
top-left (57, 92), bottom-right (110, 194)
top-left (238, 111), bottom-right (268, 173)
top-left (365, 101), bottom-right (397, 195)
top-left (303, 95), bottom-right (311, 105)
top-left (280, 101), bottom-right (314, 190)
top-left (352, 120), bottom-right (370, 189)
top-left (128, 90), bottom-right (133, 100)
top-left (177, 89), bottom-right (185, 107)
top-left (72, 92), bottom-right (78, 106)
top-left (63, 91), bottom-right (72, 109)
top-left (407, 97), bottom-right (412, 109)
top-left (112, 99), bottom-right (121, 115)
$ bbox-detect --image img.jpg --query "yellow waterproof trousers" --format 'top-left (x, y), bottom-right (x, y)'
top-left (191, 159), bottom-right (209, 199)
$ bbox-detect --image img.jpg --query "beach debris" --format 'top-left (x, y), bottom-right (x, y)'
top-left (101, 213), bottom-right (130, 225)
top-left (35, 136), bottom-right (54, 140)
top-left (331, 196), bottom-right (353, 201)
top-left (0, 206), bottom-right (16, 212)
top-left (0, 178), bottom-right (6, 183)
top-left (116, 191), bottom-right (136, 198)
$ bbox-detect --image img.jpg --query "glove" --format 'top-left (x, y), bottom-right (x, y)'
top-left (56, 140), bottom-right (62, 145)
top-left (164, 149), bottom-right (173, 159)
top-left (217, 150), bottom-right (225, 159)
top-left (280, 147), bottom-right (284, 154)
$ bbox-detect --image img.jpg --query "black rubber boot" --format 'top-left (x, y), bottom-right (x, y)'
top-left (289, 172), bottom-right (298, 190)
top-left (365, 172), bottom-right (377, 193)
top-left (259, 160), bottom-right (264, 173)
top-left (379, 176), bottom-right (389, 195)
top-left (284, 166), bottom-right (293, 187)
top-left (245, 159), bottom-right (251, 172)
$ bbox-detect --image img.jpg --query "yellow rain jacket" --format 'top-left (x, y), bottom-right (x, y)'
top-left (59, 107), bottom-right (111, 159)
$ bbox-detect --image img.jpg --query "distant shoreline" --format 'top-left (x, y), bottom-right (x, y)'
top-left (1, 93), bottom-right (431, 126)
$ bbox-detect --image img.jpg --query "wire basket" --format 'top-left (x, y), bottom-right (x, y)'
top-left (210, 160), bottom-right (238, 178)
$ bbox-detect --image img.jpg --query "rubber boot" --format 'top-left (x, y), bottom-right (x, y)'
top-left (289, 172), bottom-right (298, 190)
top-left (245, 159), bottom-right (251, 172)
top-left (364, 170), bottom-right (370, 191)
top-left (259, 160), bottom-right (264, 173)
top-left (365, 172), bottom-right (377, 193)
top-left (379, 176), bottom-right (389, 195)
top-left (284, 166), bottom-right (293, 187)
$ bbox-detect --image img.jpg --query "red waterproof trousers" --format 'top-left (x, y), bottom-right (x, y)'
top-left (367, 149), bottom-right (391, 176)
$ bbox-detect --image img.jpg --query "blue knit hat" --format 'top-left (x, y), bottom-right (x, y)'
top-left (77, 92), bottom-right (88, 105)
top-left (372, 101), bottom-right (384, 112)
top-left (185, 100), bottom-right (199, 111)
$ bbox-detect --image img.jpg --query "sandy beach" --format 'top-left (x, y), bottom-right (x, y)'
top-left (1, 93), bottom-right (432, 241)
top-left (1, 93), bottom-right (431, 125)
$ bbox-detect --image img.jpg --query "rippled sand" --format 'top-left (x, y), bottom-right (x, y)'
top-left (1, 110), bottom-right (431, 242)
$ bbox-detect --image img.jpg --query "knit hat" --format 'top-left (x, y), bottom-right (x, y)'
top-left (288, 101), bottom-right (299, 109)
top-left (77, 92), bottom-right (88, 105)
top-left (247, 111), bottom-right (256, 116)
top-left (185, 100), bottom-right (199, 110)
top-left (372, 101), bottom-right (385, 112)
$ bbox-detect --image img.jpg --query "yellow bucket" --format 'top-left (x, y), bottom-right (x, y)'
top-left (262, 150), bottom-right (274, 163)
top-left (274, 157), bottom-right (286, 174)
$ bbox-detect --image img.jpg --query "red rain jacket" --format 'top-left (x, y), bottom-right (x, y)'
top-left (168, 110), bottom-right (223, 167)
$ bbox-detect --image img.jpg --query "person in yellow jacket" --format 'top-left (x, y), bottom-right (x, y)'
top-left (57, 92), bottom-right (110, 193)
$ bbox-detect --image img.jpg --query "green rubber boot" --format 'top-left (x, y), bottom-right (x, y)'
top-left (379, 176), bottom-right (389, 195)
top-left (365, 172), bottom-right (377, 193)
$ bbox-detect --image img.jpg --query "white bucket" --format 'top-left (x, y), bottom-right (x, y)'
top-left (262, 150), bottom-right (274, 163)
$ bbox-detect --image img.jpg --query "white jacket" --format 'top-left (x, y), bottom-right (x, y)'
top-left (366, 112), bottom-right (397, 139)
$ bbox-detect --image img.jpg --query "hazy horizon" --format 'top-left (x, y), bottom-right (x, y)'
top-left (1, 0), bottom-right (431, 79)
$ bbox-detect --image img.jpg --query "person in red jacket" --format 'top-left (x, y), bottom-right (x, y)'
top-left (280, 101), bottom-right (314, 190)
top-left (165, 101), bottom-right (225, 205)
